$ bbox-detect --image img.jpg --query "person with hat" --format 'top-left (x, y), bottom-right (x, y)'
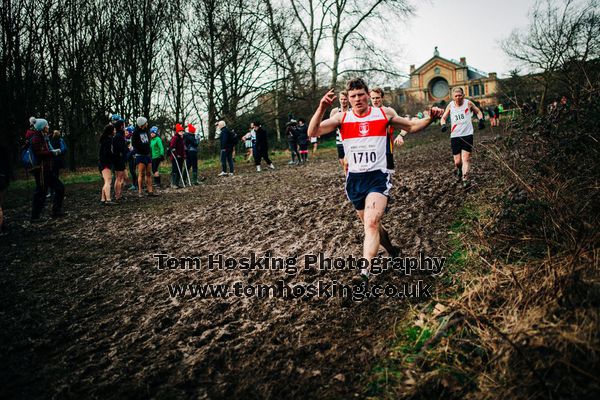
top-left (150, 126), bottom-right (165, 189)
top-left (30, 118), bottom-right (65, 221)
top-left (169, 124), bottom-right (186, 188)
top-left (184, 123), bottom-right (201, 184)
top-left (131, 116), bottom-right (158, 197)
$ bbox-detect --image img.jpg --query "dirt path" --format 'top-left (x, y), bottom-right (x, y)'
top-left (0, 129), bottom-right (484, 399)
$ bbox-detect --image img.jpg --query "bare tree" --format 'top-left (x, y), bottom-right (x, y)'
top-left (502, 0), bottom-right (599, 114)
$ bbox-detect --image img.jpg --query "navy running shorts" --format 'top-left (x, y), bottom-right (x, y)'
top-left (450, 135), bottom-right (473, 155)
top-left (345, 170), bottom-right (392, 210)
top-left (135, 154), bottom-right (152, 165)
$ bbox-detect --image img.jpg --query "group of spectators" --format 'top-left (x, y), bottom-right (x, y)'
top-left (285, 118), bottom-right (313, 165)
top-left (220, 120), bottom-right (275, 174)
top-left (22, 117), bottom-right (67, 221)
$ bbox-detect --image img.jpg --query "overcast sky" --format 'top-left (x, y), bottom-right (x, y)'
top-left (394, 0), bottom-right (537, 78)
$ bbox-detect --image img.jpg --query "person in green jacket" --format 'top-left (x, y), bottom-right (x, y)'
top-left (150, 126), bottom-right (165, 188)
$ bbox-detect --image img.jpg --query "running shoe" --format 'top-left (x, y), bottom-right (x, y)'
top-left (218, 171), bottom-right (228, 176)
top-left (268, 164), bottom-right (275, 170)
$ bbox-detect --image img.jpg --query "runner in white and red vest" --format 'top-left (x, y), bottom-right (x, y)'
top-left (308, 77), bottom-right (444, 281)
top-left (441, 87), bottom-right (485, 188)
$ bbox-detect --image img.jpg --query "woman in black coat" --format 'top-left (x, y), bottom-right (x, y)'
top-left (99, 124), bottom-right (116, 205)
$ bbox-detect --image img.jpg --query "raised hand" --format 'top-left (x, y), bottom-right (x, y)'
top-left (429, 106), bottom-right (444, 119)
top-left (394, 135), bottom-right (405, 146)
top-left (319, 89), bottom-right (337, 109)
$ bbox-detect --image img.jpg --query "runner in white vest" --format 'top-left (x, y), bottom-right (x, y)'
top-left (370, 87), bottom-right (405, 171)
top-left (441, 87), bottom-right (485, 187)
top-left (308, 78), bottom-right (444, 282)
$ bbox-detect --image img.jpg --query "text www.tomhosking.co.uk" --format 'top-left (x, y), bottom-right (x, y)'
top-left (157, 252), bottom-right (446, 302)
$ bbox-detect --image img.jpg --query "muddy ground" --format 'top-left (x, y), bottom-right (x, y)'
top-left (0, 128), bottom-right (492, 399)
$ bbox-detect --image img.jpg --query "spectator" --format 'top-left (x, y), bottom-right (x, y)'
top-left (217, 120), bottom-right (235, 176)
top-left (286, 120), bottom-right (300, 165)
top-left (150, 126), bottom-right (165, 188)
top-left (131, 117), bottom-right (158, 197)
top-left (169, 124), bottom-right (186, 188)
top-left (296, 118), bottom-right (309, 163)
top-left (184, 124), bottom-right (201, 184)
top-left (99, 124), bottom-right (116, 205)
top-left (112, 121), bottom-right (128, 201)
top-left (251, 121), bottom-right (274, 172)
top-left (244, 129), bottom-right (254, 162)
top-left (48, 130), bottom-right (67, 198)
top-left (30, 119), bottom-right (65, 221)
top-left (125, 125), bottom-right (137, 191)
top-left (0, 142), bottom-right (10, 235)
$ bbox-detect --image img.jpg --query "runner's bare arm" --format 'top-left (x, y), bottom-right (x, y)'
top-left (387, 107), bottom-right (443, 134)
top-left (382, 107), bottom-right (405, 145)
top-left (383, 106), bottom-right (399, 118)
top-left (309, 89), bottom-right (341, 137)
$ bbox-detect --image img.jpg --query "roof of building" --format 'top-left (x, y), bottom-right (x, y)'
top-left (410, 48), bottom-right (489, 81)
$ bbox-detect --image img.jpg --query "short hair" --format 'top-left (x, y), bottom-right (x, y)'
top-left (345, 77), bottom-right (369, 93)
top-left (370, 87), bottom-right (384, 97)
top-left (251, 121), bottom-right (261, 127)
top-left (339, 90), bottom-right (348, 97)
top-left (216, 120), bottom-right (226, 129)
top-left (452, 87), bottom-right (464, 94)
top-left (298, 118), bottom-right (305, 123)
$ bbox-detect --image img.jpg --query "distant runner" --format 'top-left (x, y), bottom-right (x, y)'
top-left (441, 87), bottom-right (484, 188)
top-left (370, 87), bottom-right (405, 171)
top-left (330, 91), bottom-right (351, 171)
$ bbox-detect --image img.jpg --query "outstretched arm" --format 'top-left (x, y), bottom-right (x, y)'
top-left (387, 107), bottom-right (444, 134)
top-left (384, 107), bottom-right (405, 146)
top-left (308, 89), bottom-right (341, 137)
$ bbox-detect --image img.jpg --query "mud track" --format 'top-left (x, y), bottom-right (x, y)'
top-left (0, 130), bottom-right (486, 399)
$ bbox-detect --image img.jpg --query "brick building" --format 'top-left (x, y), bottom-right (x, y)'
top-left (396, 47), bottom-right (499, 107)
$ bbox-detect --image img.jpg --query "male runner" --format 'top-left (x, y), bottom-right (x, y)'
top-left (441, 87), bottom-right (484, 188)
top-left (370, 87), bottom-right (405, 170)
top-left (330, 91), bottom-right (350, 171)
top-left (309, 78), bottom-right (443, 280)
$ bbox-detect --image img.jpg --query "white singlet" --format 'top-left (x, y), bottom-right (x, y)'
top-left (340, 107), bottom-right (389, 173)
top-left (449, 99), bottom-right (474, 138)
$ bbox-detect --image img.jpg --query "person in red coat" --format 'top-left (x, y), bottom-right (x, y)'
top-left (169, 124), bottom-right (186, 188)
top-left (30, 119), bottom-right (65, 221)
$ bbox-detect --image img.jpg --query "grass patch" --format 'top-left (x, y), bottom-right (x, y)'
top-left (364, 200), bottom-right (486, 398)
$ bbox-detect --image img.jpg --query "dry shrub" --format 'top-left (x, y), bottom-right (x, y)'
top-left (397, 96), bottom-right (600, 399)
